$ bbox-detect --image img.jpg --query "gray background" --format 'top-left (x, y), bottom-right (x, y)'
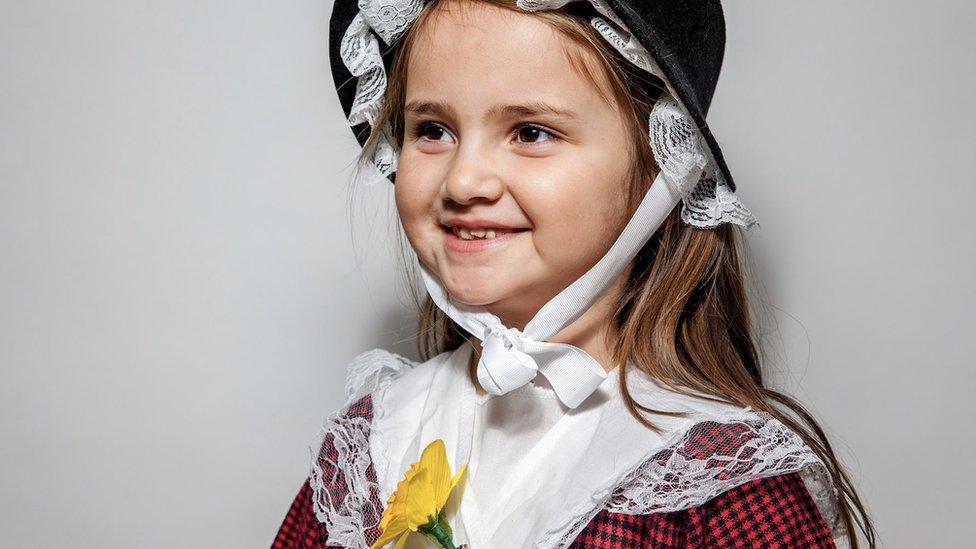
top-left (1, 1), bottom-right (973, 547)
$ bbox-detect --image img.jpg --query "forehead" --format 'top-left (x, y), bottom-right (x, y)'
top-left (404, 1), bottom-right (615, 114)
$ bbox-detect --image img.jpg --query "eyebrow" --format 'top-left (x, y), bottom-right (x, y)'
top-left (404, 100), bottom-right (579, 123)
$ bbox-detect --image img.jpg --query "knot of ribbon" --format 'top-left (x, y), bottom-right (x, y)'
top-left (476, 325), bottom-right (540, 397)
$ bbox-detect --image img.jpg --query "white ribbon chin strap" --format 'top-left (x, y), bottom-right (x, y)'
top-left (419, 169), bottom-right (689, 409)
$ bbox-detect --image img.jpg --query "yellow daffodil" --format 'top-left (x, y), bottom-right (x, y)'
top-left (370, 438), bottom-right (468, 549)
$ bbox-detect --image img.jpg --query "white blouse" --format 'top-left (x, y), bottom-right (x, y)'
top-left (314, 342), bottom-right (842, 549)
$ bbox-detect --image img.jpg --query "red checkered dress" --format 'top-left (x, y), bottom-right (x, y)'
top-left (273, 394), bottom-right (837, 548)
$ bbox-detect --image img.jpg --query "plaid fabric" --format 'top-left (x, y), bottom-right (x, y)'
top-left (272, 396), bottom-right (836, 548)
top-left (273, 480), bottom-right (326, 549)
top-left (567, 471), bottom-right (836, 548)
top-left (273, 393), bottom-right (382, 549)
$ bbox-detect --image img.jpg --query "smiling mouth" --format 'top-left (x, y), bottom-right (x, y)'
top-left (444, 226), bottom-right (530, 241)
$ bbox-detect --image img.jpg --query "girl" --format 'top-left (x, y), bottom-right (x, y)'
top-left (275, 0), bottom-right (876, 547)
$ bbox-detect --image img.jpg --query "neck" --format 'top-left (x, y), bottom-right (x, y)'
top-left (467, 268), bottom-right (629, 395)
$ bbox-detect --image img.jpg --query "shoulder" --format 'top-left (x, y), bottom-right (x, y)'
top-left (340, 345), bottom-right (467, 409)
top-left (316, 344), bottom-right (468, 456)
top-left (310, 347), bottom-right (425, 465)
top-left (338, 347), bottom-right (420, 406)
top-left (677, 470), bottom-right (838, 546)
top-left (601, 389), bottom-right (845, 541)
top-left (575, 471), bottom-right (838, 548)
top-left (301, 346), bottom-right (471, 547)
top-left (299, 347), bottom-right (424, 549)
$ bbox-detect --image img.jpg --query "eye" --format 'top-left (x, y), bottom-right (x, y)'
top-left (411, 121), bottom-right (455, 144)
top-left (408, 121), bottom-right (559, 148)
top-left (514, 124), bottom-right (558, 146)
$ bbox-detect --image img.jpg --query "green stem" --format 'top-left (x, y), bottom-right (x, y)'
top-left (421, 521), bottom-right (457, 549)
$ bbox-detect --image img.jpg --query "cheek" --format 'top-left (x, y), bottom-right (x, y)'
top-left (394, 182), bottom-right (428, 245)
top-left (521, 157), bottom-right (630, 266)
top-left (394, 154), bottom-right (443, 245)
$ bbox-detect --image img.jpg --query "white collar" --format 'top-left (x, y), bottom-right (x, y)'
top-left (369, 342), bottom-right (743, 547)
top-left (311, 346), bottom-right (843, 548)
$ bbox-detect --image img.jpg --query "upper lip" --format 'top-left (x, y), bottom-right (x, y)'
top-left (442, 218), bottom-right (530, 231)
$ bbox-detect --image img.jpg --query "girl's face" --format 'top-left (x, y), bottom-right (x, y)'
top-left (395, 1), bottom-right (634, 327)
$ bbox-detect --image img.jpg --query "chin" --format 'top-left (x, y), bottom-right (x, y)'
top-left (437, 272), bottom-right (508, 306)
top-left (444, 283), bottom-right (505, 308)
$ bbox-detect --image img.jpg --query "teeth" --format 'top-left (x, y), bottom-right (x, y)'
top-left (453, 227), bottom-right (515, 240)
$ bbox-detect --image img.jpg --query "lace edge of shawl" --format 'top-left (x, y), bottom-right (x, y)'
top-left (538, 409), bottom-right (848, 548)
top-left (307, 348), bottom-right (418, 549)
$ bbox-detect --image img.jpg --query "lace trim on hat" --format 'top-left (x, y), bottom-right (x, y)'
top-left (339, 0), bottom-right (758, 230)
top-left (308, 349), bottom-right (416, 549)
top-left (647, 95), bottom-right (755, 228)
top-left (538, 411), bottom-right (846, 548)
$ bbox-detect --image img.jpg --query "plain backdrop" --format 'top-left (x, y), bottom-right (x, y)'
top-left (1, 1), bottom-right (973, 547)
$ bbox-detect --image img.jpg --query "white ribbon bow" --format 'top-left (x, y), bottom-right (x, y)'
top-left (475, 324), bottom-right (612, 408)
top-left (419, 169), bottom-right (689, 409)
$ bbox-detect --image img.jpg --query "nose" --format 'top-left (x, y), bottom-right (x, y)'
top-left (442, 138), bottom-right (505, 205)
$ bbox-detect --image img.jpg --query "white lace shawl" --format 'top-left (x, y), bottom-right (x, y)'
top-left (339, 0), bottom-right (758, 230)
top-left (308, 348), bottom-right (846, 548)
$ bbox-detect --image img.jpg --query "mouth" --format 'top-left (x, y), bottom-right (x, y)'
top-left (441, 225), bottom-right (531, 253)
top-left (442, 225), bottom-right (530, 241)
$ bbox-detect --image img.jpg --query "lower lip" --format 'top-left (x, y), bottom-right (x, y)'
top-left (445, 228), bottom-right (529, 253)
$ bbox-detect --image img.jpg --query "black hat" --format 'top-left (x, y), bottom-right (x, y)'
top-left (327, 0), bottom-right (757, 229)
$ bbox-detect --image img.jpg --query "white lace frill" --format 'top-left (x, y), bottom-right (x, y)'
top-left (540, 411), bottom-right (847, 547)
top-left (308, 349), bottom-right (415, 549)
top-left (339, 0), bottom-right (758, 230)
top-left (308, 349), bottom-right (845, 548)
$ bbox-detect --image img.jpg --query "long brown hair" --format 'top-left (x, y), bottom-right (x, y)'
top-left (347, 0), bottom-right (876, 546)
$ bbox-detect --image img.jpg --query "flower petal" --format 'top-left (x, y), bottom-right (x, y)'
top-left (404, 467), bottom-right (437, 529)
top-left (420, 439), bottom-right (454, 508)
top-left (393, 531), bottom-right (411, 549)
top-left (370, 516), bottom-right (408, 549)
top-left (451, 461), bottom-right (468, 490)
